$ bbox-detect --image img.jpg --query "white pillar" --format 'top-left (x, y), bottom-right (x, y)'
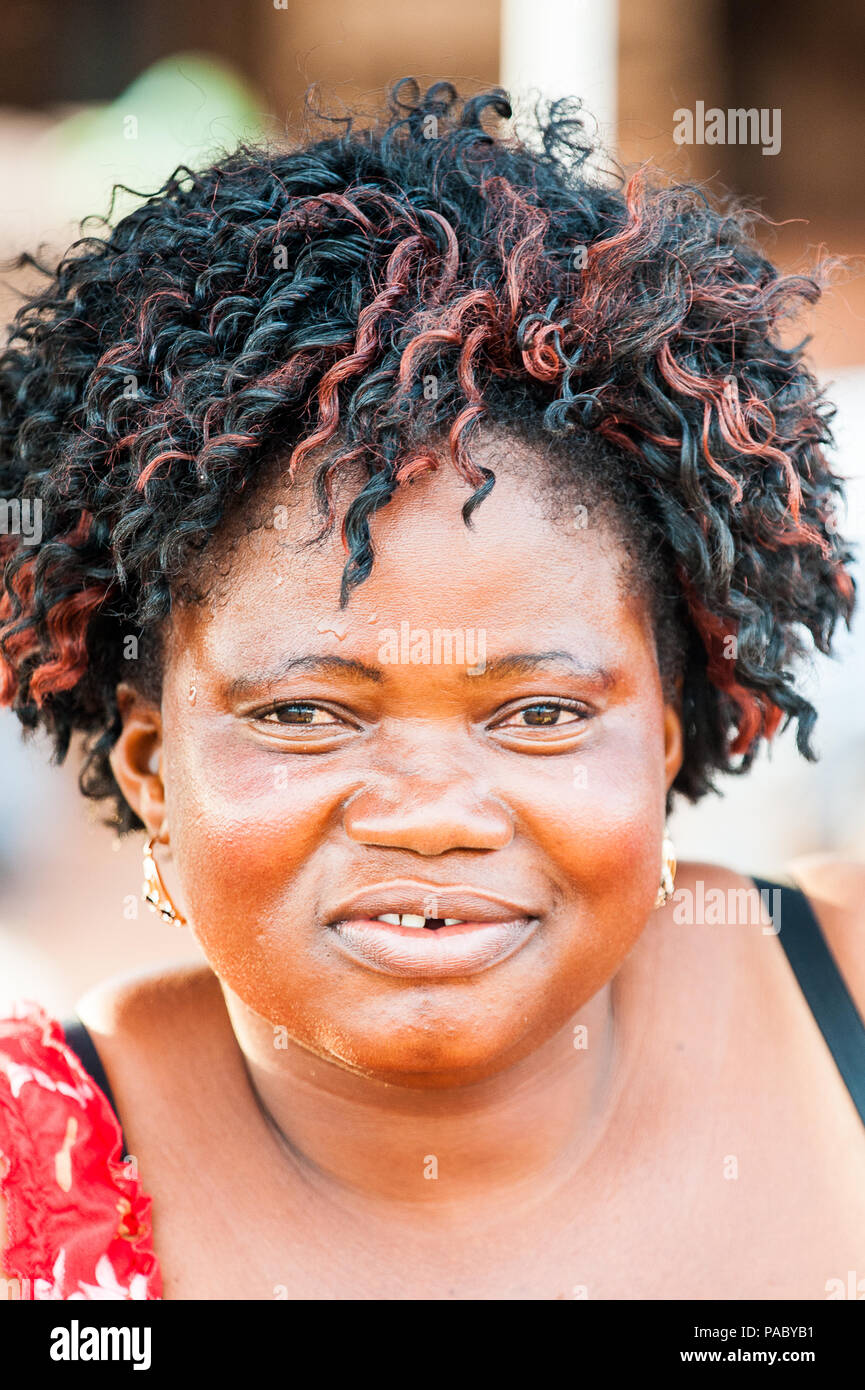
top-left (500, 0), bottom-right (618, 155)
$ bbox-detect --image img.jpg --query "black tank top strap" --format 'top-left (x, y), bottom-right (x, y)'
top-left (752, 876), bottom-right (865, 1127)
top-left (61, 1016), bottom-right (129, 1155)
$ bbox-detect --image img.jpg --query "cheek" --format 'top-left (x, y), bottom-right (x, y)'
top-left (160, 718), bottom-right (346, 1009)
top-left (509, 713), bottom-right (667, 991)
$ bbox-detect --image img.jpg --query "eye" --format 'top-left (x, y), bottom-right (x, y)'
top-left (495, 700), bottom-right (589, 730)
top-left (257, 702), bottom-right (345, 727)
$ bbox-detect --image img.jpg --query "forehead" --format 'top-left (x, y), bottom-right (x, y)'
top-left (166, 444), bottom-right (653, 674)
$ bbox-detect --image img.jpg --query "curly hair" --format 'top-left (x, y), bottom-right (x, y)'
top-left (0, 78), bottom-right (856, 832)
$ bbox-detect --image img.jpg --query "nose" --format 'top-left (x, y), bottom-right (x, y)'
top-left (342, 765), bottom-right (514, 856)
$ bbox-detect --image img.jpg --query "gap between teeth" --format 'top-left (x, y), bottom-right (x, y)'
top-left (376, 913), bottom-right (465, 928)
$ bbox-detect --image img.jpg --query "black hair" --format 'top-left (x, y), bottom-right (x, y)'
top-left (0, 78), bottom-right (855, 830)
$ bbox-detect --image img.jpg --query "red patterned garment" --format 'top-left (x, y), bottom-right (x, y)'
top-left (0, 1002), bottom-right (162, 1299)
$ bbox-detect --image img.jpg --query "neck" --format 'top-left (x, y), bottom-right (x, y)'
top-left (221, 936), bottom-right (656, 1216)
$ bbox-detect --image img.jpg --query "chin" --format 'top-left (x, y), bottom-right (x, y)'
top-left (315, 1010), bottom-right (548, 1087)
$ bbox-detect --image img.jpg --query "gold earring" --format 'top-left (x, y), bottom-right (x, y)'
top-left (142, 836), bottom-right (186, 926)
top-left (654, 829), bottom-right (677, 909)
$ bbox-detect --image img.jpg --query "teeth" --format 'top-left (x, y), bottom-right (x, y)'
top-left (373, 913), bottom-right (468, 929)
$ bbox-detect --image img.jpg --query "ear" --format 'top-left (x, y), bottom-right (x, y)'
top-left (109, 682), bottom-right (167, 839)
top-left (663, 679), bottom-right (684, 791)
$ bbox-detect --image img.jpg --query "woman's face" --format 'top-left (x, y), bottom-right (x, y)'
top-left (115, 440), bottom-right (682, 1085)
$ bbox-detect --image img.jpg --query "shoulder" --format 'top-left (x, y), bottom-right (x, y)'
top-left (666, 858), bottom-right (776, 912)
top-left (671, 855), bottom-right (865, 1019)
top-left (76, 962), bottom-right (219, 1050)
top-left (74, 964), bottom-right (232, 1150)
top-left (784, 854), bottom-right (865, 914)
top-left (782, 855), bottom-right (865, 1019)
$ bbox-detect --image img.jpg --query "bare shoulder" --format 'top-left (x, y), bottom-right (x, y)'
top-left (76, 961), bottom-right (221, 1053)
top-left (785, 854), bottom-right (865, 913)
top-left (75, 962), bottom-right (237, 1151)
top-left (671, 855), bottom-right (865, 1016)
top-left (669, 857), bottom-right (773, 905)
top-left (783, 854), bottom-right (865, 1018)
top-left (674, 858), bottom-right (762, 890)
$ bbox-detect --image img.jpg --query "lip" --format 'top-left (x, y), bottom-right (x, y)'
top-left (325, 879), bottom-right (541, 978)
top-left (330, 915), bottom-right (539, 977)
top-left (326, 878), bottom-right (539, 927)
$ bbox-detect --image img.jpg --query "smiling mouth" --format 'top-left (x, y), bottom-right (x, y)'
top-left (327, 913), bottom-right (540, 977)
top-left (334, 913), bottom-right (533, 936)
top-left (324, 879), bottom-right (542, 976)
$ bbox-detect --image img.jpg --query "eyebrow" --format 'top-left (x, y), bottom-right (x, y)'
top-left (471, 651), bottom-right (615, 687)
top-left (228, 654), bottom-right (383, 698)
top-left (226, 649), bottom-right (615, 697)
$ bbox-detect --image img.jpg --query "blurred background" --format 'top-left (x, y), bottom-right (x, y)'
top-left (1, 0), bottom-right (863, 1014)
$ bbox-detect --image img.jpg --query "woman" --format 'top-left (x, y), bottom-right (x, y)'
top-left (1, 80), bottom-right (863, 1301)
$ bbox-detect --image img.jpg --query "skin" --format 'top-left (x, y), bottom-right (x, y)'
top-left (3, 436), bottom-right (865, 1299)
top-left (127, 443), bottom-right (681, 1098)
